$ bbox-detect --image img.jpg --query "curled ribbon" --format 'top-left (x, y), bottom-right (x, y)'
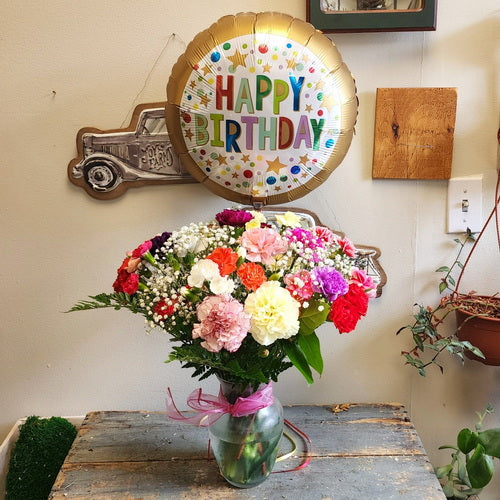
top-left (166, 382), bottom-right (274, 427)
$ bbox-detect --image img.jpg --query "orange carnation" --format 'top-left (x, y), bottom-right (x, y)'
top-left (237, 262), bottom-right (267, 291)
top-left (207, 247), bottom-right (238, 276)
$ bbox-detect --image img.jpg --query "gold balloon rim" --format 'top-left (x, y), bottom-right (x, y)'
top-left (166, 11), bottom-right (357, 206)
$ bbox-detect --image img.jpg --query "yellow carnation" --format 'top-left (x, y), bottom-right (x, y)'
top-left (245, 211), bottom-right (266, 230)
top-left (244, 281), bottom-right (300, 345)
top-left (275, 211), bottom-right (302, 228)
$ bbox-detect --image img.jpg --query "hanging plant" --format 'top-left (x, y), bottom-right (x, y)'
top-left (397, 167), bottom-right (500, 375)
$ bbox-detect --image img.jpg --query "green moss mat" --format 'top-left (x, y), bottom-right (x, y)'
top-left (6, 416), bottom-right (77, 500)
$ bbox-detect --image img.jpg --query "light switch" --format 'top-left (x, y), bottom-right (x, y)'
top-left (447, 175), bottom-right (483, 233)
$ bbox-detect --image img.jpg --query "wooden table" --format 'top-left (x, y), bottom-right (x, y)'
top-left (49, 404), bottom-right (445, 499)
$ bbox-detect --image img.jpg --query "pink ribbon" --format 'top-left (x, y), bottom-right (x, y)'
top-left (166, 382), bottom-right (274, 427)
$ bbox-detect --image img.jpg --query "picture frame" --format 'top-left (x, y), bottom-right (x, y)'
top-left (306, 0), bottom-right (437, 33)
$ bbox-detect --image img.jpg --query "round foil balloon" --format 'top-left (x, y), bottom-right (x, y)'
top-left (166, 12), bottom-right (357, 206)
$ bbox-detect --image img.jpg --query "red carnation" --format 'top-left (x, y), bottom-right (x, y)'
top-left (113, 269), bottom-right (139, 294)
top-left (154, 299), bottom-right (177, 318)
top-left (328, 284), bottom-right (369, 333)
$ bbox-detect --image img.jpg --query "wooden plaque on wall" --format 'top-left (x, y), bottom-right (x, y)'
top-left (372, 88), bottom-right (457, 180)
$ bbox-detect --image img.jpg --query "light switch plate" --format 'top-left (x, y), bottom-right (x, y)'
top-left (447, 175), bottom-right (483, 233)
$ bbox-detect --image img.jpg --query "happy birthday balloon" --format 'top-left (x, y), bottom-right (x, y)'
top-left (166, 12), bottom-right (357, 206)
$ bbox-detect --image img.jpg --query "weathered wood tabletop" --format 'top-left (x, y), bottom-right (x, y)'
top-left (49, 404), bottom-right (445, 499)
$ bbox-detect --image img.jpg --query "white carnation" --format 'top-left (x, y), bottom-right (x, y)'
top-left (188, 259), bottom-right (220, 287)
top-left (209, 276), bottom-right (235, 294)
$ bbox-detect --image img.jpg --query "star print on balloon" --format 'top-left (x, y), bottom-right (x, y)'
top-left (166, 12), bottom-right (358, 205)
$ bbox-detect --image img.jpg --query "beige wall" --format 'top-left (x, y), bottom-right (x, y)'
top-left (1, 0), bottom-right (499, 497)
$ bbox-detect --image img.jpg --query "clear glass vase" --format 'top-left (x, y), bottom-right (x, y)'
top-left (208, 379), bottom-right (283, 488)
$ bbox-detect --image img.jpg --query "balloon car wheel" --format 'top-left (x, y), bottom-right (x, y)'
top-left (83, 163), bottom-right (119, 192)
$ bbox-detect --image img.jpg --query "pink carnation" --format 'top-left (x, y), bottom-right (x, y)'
top-left (129, 240), bottom-right (153, 258)
top-left (284, 271), bottom-right (313, 302)
top-left (350, 268), bottom-right (377, 298)
top-left (125, 257), bottom-right (141, 273)
top-left (239, 227), bottom-right (288, 264)
top-left (192, 295), bottom-right (250, 353)
top-left (314, 226), bottom-right (337, 244)
top-left (338, 237), bottom-right (357, 258)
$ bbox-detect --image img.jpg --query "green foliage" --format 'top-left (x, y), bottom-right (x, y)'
top-left (298, 299), bottom-right (330, 336)
top-left (283, 340), bottom-right (313, 384)
top-left (297, 332), bottom-right (323, 375)
top-left (66, 292), bottom-right (145, 315)
top-left (6, 416), bottom-right (77, 500)
top-left (167, 335), bottom-right (293, 389)
top-left (436, 405), bottom-right (500, 499)
top-left (70, 293), bottom-right (327, 387)
top-left (397, 232), bottom-right (485, 376)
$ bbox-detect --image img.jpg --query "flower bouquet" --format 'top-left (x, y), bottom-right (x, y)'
top-left (70, 208), bottom-right (376, 486)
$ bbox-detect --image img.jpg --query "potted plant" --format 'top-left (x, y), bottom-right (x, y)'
top-left (397, 168), bottom-right (499, 375)
top-left (435, 405), bottom-right (500, 499)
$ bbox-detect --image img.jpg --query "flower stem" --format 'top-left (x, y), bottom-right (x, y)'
top-left (236, 412), bottom-right (257, 460)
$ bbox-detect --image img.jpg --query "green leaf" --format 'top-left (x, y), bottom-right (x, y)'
top-left (297, 332), bottom-right (323, 375)
top-left (466, 444), bottom-right (494, 489)
top-left (166, 253), bottom-right (181, 271)
top-left (184, 288), bottom-right (203, 303)
top-left (436, 266), bottom-right (450, 273)
top-left (413, 333), bottom-right (424, 351)
top-left (477, 428), bottom-right (500, 458)
top-left (435, 464), bottom-right (453, 479)
top-left (403, 354), bottom-right (422, 367)
top-left (283, 341), bottom-right (313, 384)
top-left (439, 281), bottom-right (448, 294)
top-left (457, 457), bottom-right (469, 485)
top-left (468, 345), bottom-right (485, 359)
top-left (184, 252), bottom-right (195, 266)
top-left (442, 479), bottom-right (455, 497)
top-left (448, 276), bottom-right (456, 287)
top-left (298, 300), bottom-right (330, 336)
top-left (457, 429), bottom-right (477, 454)
top-left (412, 325), bottom-right (427, 334)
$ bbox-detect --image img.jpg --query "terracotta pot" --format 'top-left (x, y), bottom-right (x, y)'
top-left (456, 296), bottom-right (500, 366)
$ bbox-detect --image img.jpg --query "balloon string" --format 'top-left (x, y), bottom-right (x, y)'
top-left (275, 429), bottom-right (297, 462)
top-left (272, 418), bottom-right (312, 473)
top-left (120, 33), bottom-right (186, 128)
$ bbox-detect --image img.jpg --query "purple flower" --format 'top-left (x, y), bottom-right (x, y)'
top-left (150, 231), bottom-right (171, 256)
top-left (215, 209), bottom-right (253, 227)
top-left (311, 267), bottom-right (348, 302)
